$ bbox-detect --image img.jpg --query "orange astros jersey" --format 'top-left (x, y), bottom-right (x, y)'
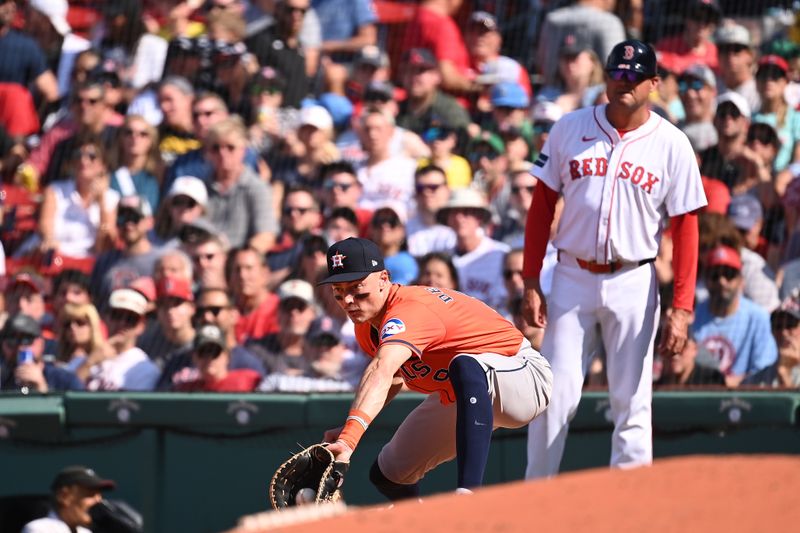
top-left (354, 284), bottom-right (524, 403)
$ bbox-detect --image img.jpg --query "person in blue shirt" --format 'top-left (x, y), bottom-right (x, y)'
top-left (692, 245), bottom-right (778, 387)
top-left (369, 205), bottom-right (418, 285)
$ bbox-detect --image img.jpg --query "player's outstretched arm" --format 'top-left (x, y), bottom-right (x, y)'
top-left (328, 344), bottom-right (412, 463)
top-left (323, 378), bottom-right (403, 443)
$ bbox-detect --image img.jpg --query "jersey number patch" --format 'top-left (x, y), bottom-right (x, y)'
top-left (400, 359), bottom-right (449, 382)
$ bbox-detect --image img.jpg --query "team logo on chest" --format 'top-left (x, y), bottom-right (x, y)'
top-left (330, 252), bottom-right (347, 268)
top-left (381, 318), bottom-right (406, 340)
top-left (567, 157), bottom-right (660, 194)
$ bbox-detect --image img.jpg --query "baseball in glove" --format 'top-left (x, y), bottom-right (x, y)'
top-left (269, 444), bottom-right (349, 511)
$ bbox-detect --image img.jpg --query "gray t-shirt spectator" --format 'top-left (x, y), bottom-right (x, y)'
top-left (205, 167), bottom-right (278, 249)
top-left (90, 248), bottom-right (163, 313)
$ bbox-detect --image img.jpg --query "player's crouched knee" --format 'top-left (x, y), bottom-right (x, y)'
top-left (369, 460), bottom-right (419, 501)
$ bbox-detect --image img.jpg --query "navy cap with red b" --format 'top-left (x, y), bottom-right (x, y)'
top-left (318, 237), bottom-right (385, 285)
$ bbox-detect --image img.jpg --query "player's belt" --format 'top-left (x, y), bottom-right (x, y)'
top-left (574, 256), bottom-right (656, 274)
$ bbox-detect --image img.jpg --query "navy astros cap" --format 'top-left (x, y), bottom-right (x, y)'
top-left (318, 237), bottom-right (385, 285)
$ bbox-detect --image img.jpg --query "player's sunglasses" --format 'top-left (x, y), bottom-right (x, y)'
top-left (707, 266), bottom-right (740, 281)
top-left (678, 78), bottom-right (706, 93)
top-left (607, 70), bottom-right (649, 84)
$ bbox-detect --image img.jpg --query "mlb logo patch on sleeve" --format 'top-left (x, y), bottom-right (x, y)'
top-left (534, 153), bottom-right (549, 168)
top-left (381, 318), bottom-right (406, 340)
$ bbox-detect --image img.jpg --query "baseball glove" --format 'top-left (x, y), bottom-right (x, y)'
top-left (269, 444), bottom-right (349, 511)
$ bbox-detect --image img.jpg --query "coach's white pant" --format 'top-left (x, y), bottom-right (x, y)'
top-left (526, 254), bottom-right (659, 479)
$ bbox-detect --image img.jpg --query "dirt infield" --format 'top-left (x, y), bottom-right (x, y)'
top-left (230, 455), bottom-right (800, 533)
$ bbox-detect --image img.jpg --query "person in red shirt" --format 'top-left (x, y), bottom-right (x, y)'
top-left (230, 246), bottom-right (280, 343)
top-left (655, 0), bottom-right (721, 75)
top-left (400, 0), bottom-right (474, 95)
top-left (174, 324), bottom-right (261, 392)
top-left (321, 237), bottom-right (552, 499)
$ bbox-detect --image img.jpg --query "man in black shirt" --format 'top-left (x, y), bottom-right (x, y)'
top-left (245, 0), bottom-right (309, 108)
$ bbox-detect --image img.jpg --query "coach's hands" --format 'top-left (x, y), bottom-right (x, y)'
top-left (522, 278), bottom-right (548, 328)
top-left (658, 307), bottom-right (691, 356)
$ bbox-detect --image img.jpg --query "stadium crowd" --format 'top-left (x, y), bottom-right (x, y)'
top-left (1, 0), bottom-right (799, 394)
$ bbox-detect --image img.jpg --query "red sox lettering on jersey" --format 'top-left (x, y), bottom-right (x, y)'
top-left (531, 104), bottom-right (705, 264)
top-left (568, 157), bottom-right (660, 194)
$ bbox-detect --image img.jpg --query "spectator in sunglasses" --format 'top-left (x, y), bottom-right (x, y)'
top-left (206, 116), bottom-right (278, 252)
top-left (406, 165), bottom-right (456, 257)
top-left (31, 133), bottom-right (119, 258)
top-left (677, 64), bottom-right (718, 152)
top-left (111, 115), bottom-right (162, 210)
top-left (188, 233), bottom-right (230, 290)
top-left (0, 313), bottom-right (84, 392)
top-left (318, 161), bottom-right (370, 230)
top-left (417, 126), bottom-right (471, 190)
top-left (753, 55), bottom-right (800, 172)
top-left (692, 245), bottom-right (777, 387)
top-left (174, 324), bottom-right (261, 392)
top-left (268, 186), bottom-right (323, 283)
top-left (90, 196), bottom-right (162, 314)
top-left (153, 175), bottom-right (209, 247)
top-left (248, 279), bottom-right (318, 376)
top-left (157, 287), bottom-right (265, 389)
top-left (80, 288), bottom-right (159, 391)
top-left (369, 206), bottom-right (417, 285)
top-left (699, 91), bottom-right (752, 190)
top-left (765, 290), bottom-right (800, 387)
top-left (715, 23), bottom-right (759, 113)
top-left (54, 303), bottom-right (105, 374)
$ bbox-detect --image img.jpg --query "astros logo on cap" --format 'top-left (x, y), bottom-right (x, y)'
top-left (331, 252), bottom-right (346, 268)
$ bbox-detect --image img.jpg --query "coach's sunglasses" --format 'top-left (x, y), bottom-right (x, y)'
top-left (607, 70), bottom-right (649, 84)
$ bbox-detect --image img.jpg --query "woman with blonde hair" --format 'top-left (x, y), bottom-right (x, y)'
top-left (111, 114), bottom-right (163, 209)
top-left (538, 34), bottom-right (607, 114)
top-left (56, 302), bottom-right (106, 373)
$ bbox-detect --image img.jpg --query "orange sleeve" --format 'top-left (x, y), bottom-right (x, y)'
top-left (522, 182), bottom-right (558, 279)
top-left (670, 211), bottom-right (699, 312)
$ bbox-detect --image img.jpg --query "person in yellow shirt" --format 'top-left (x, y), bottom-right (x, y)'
top-left (417, 126), bottom-right (472, 190)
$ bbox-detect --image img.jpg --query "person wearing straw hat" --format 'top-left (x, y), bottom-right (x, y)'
top-left (437, 188), bottom-right (509, 310)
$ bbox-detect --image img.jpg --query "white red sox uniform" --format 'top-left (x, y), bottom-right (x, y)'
top-left (525, 104), bottom-right (707, 477)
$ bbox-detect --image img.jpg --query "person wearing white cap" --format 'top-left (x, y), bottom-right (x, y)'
top-left (715, 22), bottom-right (760, 113)
top-left (271, 105), bottom-right (340, 192)
top-left (152, 175), bottom-right (209, 247)
top-left (698, 91), bottom-right (752, 188)
top-left (0, 0), bottom-right (59, 104)
top-left (678, 63), bottom-right (719, 152)
top-left (438, 188), bottom-right (510, 310)
top-left (25, 0), bottom-right (91, 98)
top-left (78, 288), bottom-right (159, 391)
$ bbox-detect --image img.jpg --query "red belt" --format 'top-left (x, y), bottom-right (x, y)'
top-left (575, 257), bottom-right (656, 274)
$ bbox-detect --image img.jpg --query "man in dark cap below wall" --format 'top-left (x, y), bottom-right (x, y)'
top-left (21, 465), bottom-right (121, 533)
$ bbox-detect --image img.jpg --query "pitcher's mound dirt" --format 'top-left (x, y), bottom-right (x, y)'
top-left (232, 455), bottom-right (800, 533)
